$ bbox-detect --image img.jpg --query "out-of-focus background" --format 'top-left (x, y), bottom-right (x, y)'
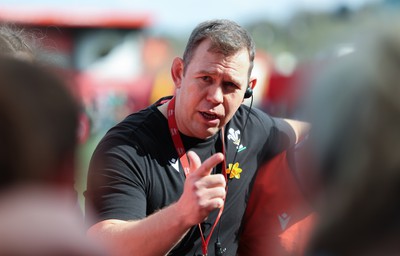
top-left (0, 0), bottom-right (398, 208)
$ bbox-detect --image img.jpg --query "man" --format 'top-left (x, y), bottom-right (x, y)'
top-left (303, 27), bottom-right (400, 256)
top-left (85, 19), bottom-right (308, 256)
top-left (0, 56), bottom-right (104, 256)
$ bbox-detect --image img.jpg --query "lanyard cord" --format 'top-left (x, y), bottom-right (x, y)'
top-left (214, 93), bottom-right (254, 255)
top-left (167, 97), bottom-right (227, 256)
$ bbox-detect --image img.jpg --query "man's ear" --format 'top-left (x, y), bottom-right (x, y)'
top-left (171, 57), bottom-right (184, 88)
top-left (249, 77), bottom-right (257, 90)
top-left (243, 77), bottom-right (257, 101)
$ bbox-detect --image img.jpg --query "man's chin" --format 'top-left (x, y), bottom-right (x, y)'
top-left (200, 127), bottom-right (220, 139)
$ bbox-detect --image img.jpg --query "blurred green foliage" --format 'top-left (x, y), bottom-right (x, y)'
top-left (165, 3), bottom-right (400, 62)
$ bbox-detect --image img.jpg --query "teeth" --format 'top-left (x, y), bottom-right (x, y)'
top-left (202, 112), bottom-right (217, 120)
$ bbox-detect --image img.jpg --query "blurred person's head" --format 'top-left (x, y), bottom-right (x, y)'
top-left (0, 25), bottom-right (35, 61)
top-left (0, 56), bottom-right (80, 192)
top-left (303, 28), bottom-right (400, 255)
top-left (0, 56), bottom-right (106, 256)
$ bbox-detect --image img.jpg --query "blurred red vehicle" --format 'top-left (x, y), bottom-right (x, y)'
top-left (0, 7), bottom-right (164, 140)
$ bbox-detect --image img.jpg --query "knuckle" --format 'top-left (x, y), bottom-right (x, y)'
top-left (218, 187), bottom-right (226, 197)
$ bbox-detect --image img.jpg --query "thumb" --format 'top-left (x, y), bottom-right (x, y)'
top-left (187, 151), bottom-right (201, 174)
top-left (187, 151), bottom-right (224, 177)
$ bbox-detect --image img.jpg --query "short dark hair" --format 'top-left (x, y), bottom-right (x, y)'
top-left (182, 19), bottom-right (256, 78)
top-left (0, 56), bottom-right (79, 189)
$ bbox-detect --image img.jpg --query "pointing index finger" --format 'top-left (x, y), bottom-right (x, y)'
top-left (188, 151), bottom-right (224, 177)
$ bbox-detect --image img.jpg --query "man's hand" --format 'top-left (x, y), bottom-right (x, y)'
top-left (176, 151), bottom-right (226, 225)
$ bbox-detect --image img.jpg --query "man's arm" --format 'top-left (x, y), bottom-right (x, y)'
top-left (283, 118), bottom-right (310, 144)
top-left (87, 152), bottom-right (226, 256)
top-left (87, 204), bottom-right (191, 256)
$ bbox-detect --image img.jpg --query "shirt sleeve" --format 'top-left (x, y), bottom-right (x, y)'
top-left (84, 135), bottom-right (147, 226)
top-left (251, 107), bottom-right (297, 161)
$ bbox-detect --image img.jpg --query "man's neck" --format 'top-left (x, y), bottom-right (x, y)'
top-left (158, 97), bottom-right (220, 141)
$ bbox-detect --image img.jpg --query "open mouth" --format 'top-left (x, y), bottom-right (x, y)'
top-left (200, 112), bottom-right (218, 120)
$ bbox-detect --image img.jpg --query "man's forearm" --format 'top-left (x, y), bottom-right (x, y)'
top-left (87, 202), bottom-right (193, 256)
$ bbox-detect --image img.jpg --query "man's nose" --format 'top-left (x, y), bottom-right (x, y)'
top-left (206, 84), bottom-right (223, 104)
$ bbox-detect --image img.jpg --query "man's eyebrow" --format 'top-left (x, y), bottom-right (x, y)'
top-left (224, 74), bottom-right (243, 85)
top-left (196, 69), bottom-right (242, 85)
top-left (197, 69), bottom-right (217, 75)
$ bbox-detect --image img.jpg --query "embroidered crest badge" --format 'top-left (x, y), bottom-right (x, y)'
top-left (227, 128), bottom-right (246, 152)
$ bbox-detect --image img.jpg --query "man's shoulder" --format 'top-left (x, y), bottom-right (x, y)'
top-left (233, 105), bottom-right (273, 127)
top-left (98, 105), bottom-right (167, 146)
top-left (231, 105), bottom-right (295, 145)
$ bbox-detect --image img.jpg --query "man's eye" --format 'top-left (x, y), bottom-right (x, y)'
top-left (201, 76), bottom-right (212, 83)
top-left (223, 81), bottom-right (238, 88)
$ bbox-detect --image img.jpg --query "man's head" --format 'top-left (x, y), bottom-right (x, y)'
top-left (0, 56), bottom-right (80, 191)
top-left (182, 19), bottom-right (256, 77)
top-left (303, 27), bottom-right (400, 255)
top-left (172, 19), bottom-right (257, 139)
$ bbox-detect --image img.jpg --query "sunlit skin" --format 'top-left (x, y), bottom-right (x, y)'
top-left (170, 39), bottom-right (257, 139)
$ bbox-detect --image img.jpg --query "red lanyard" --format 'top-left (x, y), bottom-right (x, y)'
top-left (167, 97), bottom-right (227, 256)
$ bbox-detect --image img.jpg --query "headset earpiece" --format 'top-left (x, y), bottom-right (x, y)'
top-left (244, 86), bottom-right (253, 99)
